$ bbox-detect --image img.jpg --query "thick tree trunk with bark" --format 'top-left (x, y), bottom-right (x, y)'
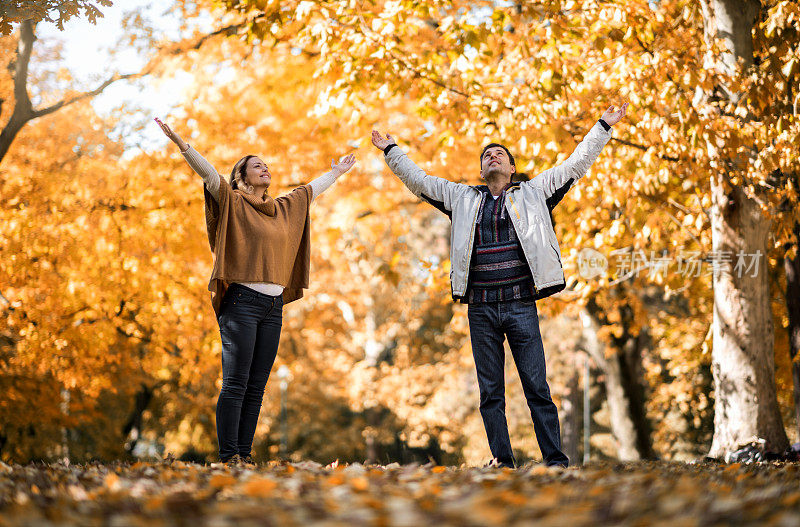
top-left (708, 181), bottom-right (788, 455)
top-left (701, 0), bottom-right (789, 457)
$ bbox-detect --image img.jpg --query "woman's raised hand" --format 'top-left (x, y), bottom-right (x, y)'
top-left (371, 130), bottom-right (396, 151)
top-left (330, 153), bottom-right (356, 177)
top-left (154, 117), bottom-right (189, 151)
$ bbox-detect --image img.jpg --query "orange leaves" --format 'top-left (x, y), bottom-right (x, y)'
top-left (0, 57), bottom-right (220, 460)
top-left (349, 476), bottom-right (369, 491)
top-left (3, 0), bottom-right (797, 466)
top-left (103, 473), bottom-right (121, 491)
top-left (0, 1), bottom-right (113, 35)
top-left (243, 477), bottom-right (278, 497)
top-left (764, 1), bottom-right (800, 37)
top-left (208, 474), bottom-right (236, 489)
top-left (3, 461), bottom-right (800, 525)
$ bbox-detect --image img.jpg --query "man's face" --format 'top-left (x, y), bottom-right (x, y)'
top-left (480, 146), bottom-right (515, 181)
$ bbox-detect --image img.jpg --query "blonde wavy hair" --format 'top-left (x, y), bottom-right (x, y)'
top-left (229, 155), bottom-right (257, 194)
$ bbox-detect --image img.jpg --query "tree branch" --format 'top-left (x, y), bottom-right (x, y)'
top-left (36, 20), bottom-right (248, 120)
top-left (387, 49), bottom-right (476, 102)
top-left (175, 22), bottom-right (244, 53)
top-left (609, 137), bottom-right (682, 163)
top-left (32, 72), bottom-right (141, 119)
top-left (0, 19), bottom-right (253, 165)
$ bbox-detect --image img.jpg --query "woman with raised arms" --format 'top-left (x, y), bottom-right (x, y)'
top-left (156, 117), bottom-right (355, 465)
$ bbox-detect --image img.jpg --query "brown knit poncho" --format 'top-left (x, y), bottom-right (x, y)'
top-left (204, 176), bottom-right (312, 317)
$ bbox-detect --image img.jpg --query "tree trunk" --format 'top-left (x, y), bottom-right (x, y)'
top-left (618, 327), bottom-right (656, 459)
top-left (365, 406), bottom-right (378, 465)
top-left (0, 20), bottom-right (35, 165)
top-left (701, 0), bottom-right (789, 458)
top-left (560, 365), bottom-right (582, 465)
top-left (580, 309), bottom-right (645, 461)
top-left (785, 221), bottom-right (800, 440)
top-left (122, 384), bottom-right (154, 456)
top-left (0, 112), bottom-right (30, 164)
top-left (708, 181), bottom-right (788, 455)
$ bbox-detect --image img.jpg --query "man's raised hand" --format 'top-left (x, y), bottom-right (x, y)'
top-left (601, 103), bottom-right (628, 126)
top-left (371, 130), bottom-right (396, 151)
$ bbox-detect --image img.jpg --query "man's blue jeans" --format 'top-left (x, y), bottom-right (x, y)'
top-left (467, 299), bottom-right (569, 467)
top-left (216, 283), bottom-right (283, 461)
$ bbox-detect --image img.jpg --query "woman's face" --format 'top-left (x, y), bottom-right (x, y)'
top-left (244, 157), bottom-right (271, 189)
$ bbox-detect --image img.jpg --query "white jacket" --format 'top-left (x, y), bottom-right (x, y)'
top-left (384, 121), bottom-right (612, 300)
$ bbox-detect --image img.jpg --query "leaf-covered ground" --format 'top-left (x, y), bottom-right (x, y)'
top-left (1, 460), bottom-right (799, 526)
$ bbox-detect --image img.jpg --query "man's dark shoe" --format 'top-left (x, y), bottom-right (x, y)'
top-left (223, 454), bottom-right (244, 467)
top-left (484, 457), bottom-right (515, 469)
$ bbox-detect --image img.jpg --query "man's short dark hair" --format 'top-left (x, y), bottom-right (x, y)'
top-left (480, 143), bottom-right (515, 168)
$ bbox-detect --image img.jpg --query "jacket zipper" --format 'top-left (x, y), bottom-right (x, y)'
top-left (506, 192), bottom-right (539, 295)
top-left (550, 242), bottom-right (562, 265)
top-left (459, 196), bottom-right (482, 295)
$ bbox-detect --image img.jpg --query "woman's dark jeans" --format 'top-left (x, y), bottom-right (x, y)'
top-left (215, 283), bottom-right (283, 461)
top-left (467, 298), bottom-right (569, 467)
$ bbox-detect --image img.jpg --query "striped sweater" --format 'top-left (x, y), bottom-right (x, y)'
top-left (464, 185), bottom-right (536, 303)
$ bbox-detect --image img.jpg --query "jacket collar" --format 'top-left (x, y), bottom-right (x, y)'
top-left (473, 181), bottom-right (516, 221)
top-left (472, 181), bottom-right (519, 194)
